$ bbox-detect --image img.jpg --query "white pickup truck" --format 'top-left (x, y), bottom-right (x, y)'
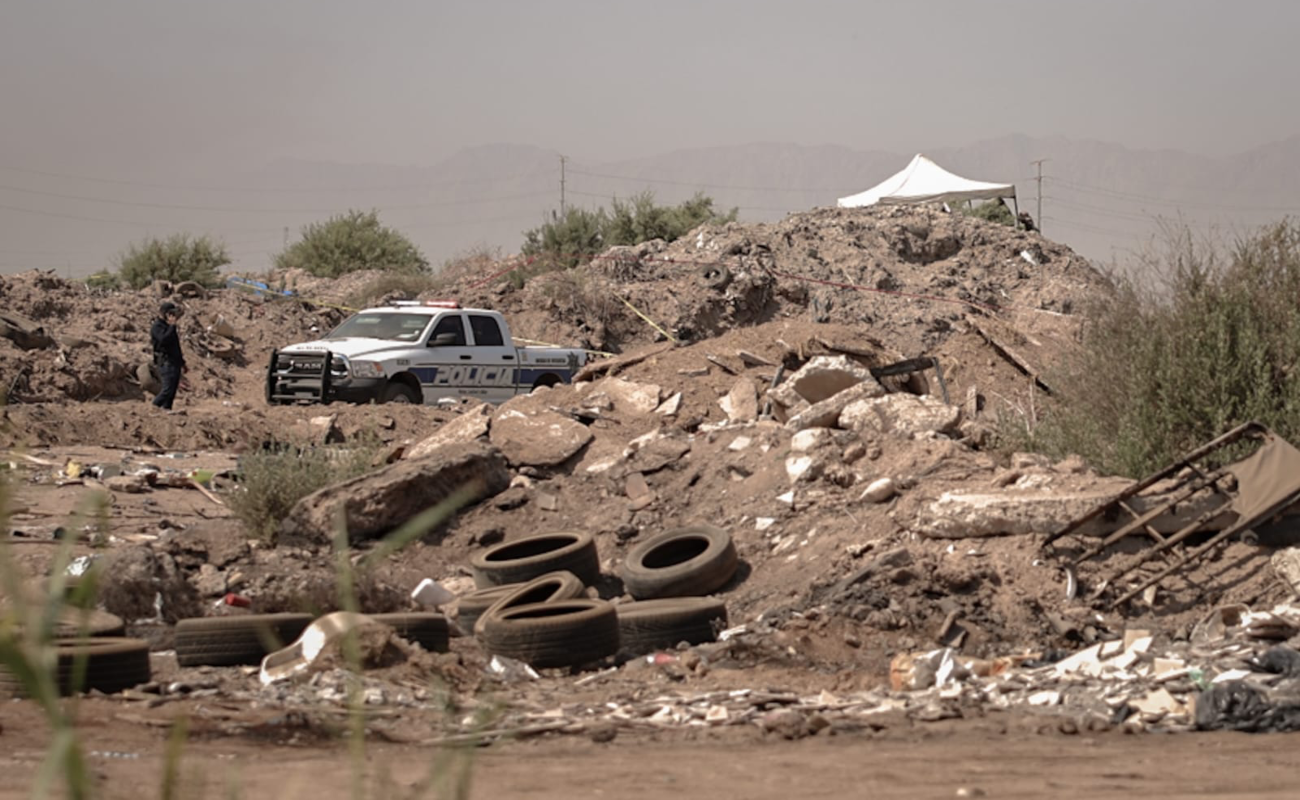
top-left (266, 301), bottom-right (588, 405)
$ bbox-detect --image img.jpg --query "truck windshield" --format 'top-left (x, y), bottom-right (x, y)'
top-left (325, 312), bottom-right (432, 342)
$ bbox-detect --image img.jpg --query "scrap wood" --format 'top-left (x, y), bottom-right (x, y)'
top-left (188, 477), bottom-right (226, 507)
top-left (573, 343), bottom-right (673, 382)
top-left (5, 451), bottom-right (56, 467)
top-left (416, 719), bottom-right (574, 746)
top-left (969, 320), bottom-right (1054, 395)
top-left (704, 354), bottom-right (739, 375)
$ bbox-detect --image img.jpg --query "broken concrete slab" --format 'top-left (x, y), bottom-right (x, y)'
top-left (909, 475), bottom-right (1240, 539)
top-left (785, 380), bottom-right (887, 432)
top-left (1272, 547), bottom-right (1300, 598)
top-left (787, 355), bottom-right (881, 404)
top-left (719, 378), bottom-right (760, 423)
top-left (593, 377), bottom-right (661, 414)
top-left (489, 409), bottom-right (593, 467)
top-left (840, 393), bottom-right (961, 437)
top-left (282, 441), bottom-right (510, 545)
top-left (791, 428), bottom-right (832, 452)
top-left (655, 392), bottom-right (682, 416)
top-left (406, 403), bottom-right (493, 459)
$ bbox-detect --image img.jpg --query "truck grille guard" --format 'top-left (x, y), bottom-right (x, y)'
top-left (266, 348), bottom-right (335, 404)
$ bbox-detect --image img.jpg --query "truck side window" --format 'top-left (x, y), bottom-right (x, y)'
top-left (427, 315), bottom-right (467, 346)
top-left (468, 315), bottom-right (505, 347)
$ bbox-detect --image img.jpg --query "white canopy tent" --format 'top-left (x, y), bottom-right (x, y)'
top-left (837, 154), bottom-right (1017, 210)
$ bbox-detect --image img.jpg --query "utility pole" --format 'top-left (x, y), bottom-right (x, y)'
top-left (559, 155), bottom-right (568, 218)
top-left (1031, 159), bottom-right (1048, 234)
top-left (283, 226), bottom-right (289, 248)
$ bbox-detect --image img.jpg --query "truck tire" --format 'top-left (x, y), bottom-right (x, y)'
top-left (380, 382), bottom-right (420, 404)
top-left (174, 613), bottom-right (314, 667)
top-left (470, 531), bottom-right (600, 589)
top-left (620, 525), bottom-right (738, 599)
top-left (615, 598), bottom-right (728, 655)
top-left (473, 571), bottom-right (587, 637)
top-left (0, 637), bottom-right (151, 697)
top-left (479, 600), bottom-right (620, 669)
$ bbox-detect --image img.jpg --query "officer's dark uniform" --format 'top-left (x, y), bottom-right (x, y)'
top-left (151, 302), bottom-right (186, 409)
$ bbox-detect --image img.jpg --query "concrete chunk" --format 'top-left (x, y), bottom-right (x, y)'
top-left (406, 403), bottom-right (492, 459)
top-left (283, 441), bottom-right (510, 545)
top-left (840, 393), bottom-right (961, 437)
top-left (595, 377), bottom-right (661, 414)
top-left (788, 355), bottom-right (879, 404)
top-left (490, 410), bottom-right (593, 467)
top-left (786, 380), bottom-right (886, 432)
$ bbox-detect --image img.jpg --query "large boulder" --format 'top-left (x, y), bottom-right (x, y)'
top-left (593, 377), bottom-right (662, 414)
top-left (489, 409), bottom-right (593, 467)
top-left (406, 403), bottom-right (492, 459)
top-left (788, 356), bottom-right (880, 404)
top-left (282, 441), bottom-right (510, 545)
top-left (719, 378), bottom-right (760, 423)
top-left (786, 380), bottom-right (887, 431)
top-left (840, 393), bottom-right (961, 437)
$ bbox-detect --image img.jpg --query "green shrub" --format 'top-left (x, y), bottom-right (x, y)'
top-left (343, 271), bottom-right (442, 310)
top-left (114, 234), bottom-right (229, 289)
top-left (1012, 220), bottom-right (1300, 477)
top-left (520, 192), bottom-right (737, 271)
top-left (83, 269), bottom-right (122, 291)
top-left (226, 440), bottom-right (382, 542)
top-left (276, 210), bottom-right (429, 278)
top-left (963, 199), bottom-right (1015, 226)
top-left (521, 206), bottom-right (609, 269)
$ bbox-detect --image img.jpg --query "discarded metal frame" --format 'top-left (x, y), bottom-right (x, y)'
top-left (1041, 421), bottom-right (1300, 610)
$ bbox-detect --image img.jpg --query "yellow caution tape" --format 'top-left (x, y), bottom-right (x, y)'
top-left (616, 294), bottom-right (678, 345)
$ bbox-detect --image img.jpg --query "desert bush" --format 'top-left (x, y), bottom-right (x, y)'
top-left (226, 439), bottom-right (382, 542)
top-left (114, 234), bottom-right (229, 289)
top-left (1010, 220), bottom-right (1300, 477)
top-left (276, 210), bottom-right (429, 278)
top-left (344, 271), bottom-right (442, 310)
top-left (83, 269), bottom-right (122, 291)
top-left (521, 206), bottom-right (609, 270)
top-left (520, 192), bottom-right (736, 273)
top-left (963, 199), bottom-right (1015, 226)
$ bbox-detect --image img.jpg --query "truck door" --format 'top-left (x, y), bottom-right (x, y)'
top-left (466, 313), bottom-right (517, 403)
top-left (418, 313), bottom-right (474, 401)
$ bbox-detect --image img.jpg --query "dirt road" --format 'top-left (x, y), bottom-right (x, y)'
top-left (2, 703), bottom-right (1297, 800)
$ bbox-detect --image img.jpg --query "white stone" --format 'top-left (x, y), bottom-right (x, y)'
top-left (755, 517), bottom-right (777, 531)
top-left (777, 491), bottom-right (796, 506)
top-left (860, 477), bottom-right (896, 503)
top-left (728, 436), bottom-right (753, 452)
top-left (785, 455), bottom-right (816, 482)
top-left (596, 377), bottom-right (661, 414)
top-left (791, 428), bottom-right (831, 452)
top-left (840, 393), bottom-right (961, 437)
top-left (654, 392), bottom-right (682, 416)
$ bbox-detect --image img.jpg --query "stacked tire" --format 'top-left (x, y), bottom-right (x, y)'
top-left (614, 525), bottom-right (737, 656)
top-left (467, 526), bottom-right (738, 668)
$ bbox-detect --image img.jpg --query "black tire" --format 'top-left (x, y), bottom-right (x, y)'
top-left (699, 264), bottom-right (732, 291)
top-left (470, 531), bottom-right (600, 589)
top-left (52, 608), bottom-right (126, 638)
top-left (615, 598), bottom-right (728, 656)
top-left (0, 637), bottom-right (151, 697)
top-left (473, 571), bottom-right (587, 637)
top-left (369, 613), bottom-right (450, 653)
top-left (480, 600), bottom-right (620, 670)
top-left (620, 525), bottom-right (738, 599)
top-left (456, 584), bottom-right (517, 632)
top-left (174, 613), bottom-right (314, 667)
top-left (380, 381), bottom-right (420, 404)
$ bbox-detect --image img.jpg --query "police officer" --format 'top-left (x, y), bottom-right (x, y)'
top-left (151, 301), bottom-right (187, 409)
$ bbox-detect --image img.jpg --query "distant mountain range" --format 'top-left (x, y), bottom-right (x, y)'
top-left (5, 134), bottom-right (1299, 278)
top-left (250, 133), bottom-right (1300, 273)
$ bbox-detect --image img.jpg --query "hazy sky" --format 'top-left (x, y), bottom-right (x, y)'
top-left (1, 0), bottom-right (1297, 274)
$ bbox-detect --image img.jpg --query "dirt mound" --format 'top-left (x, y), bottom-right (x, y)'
top-left (446, 205), bottom-right (1109, 359)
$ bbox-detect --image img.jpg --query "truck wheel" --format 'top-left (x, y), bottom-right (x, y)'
top-left (380, 382), bottom-right (420, 404)
top-left (532, 373), bottom-right (562, 390)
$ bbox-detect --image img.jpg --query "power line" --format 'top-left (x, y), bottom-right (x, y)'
top-left (0, 183), bottom-right (555, 214)
top-left (0, 163), bottom-right (557, 194)
top-left (1046, 176), bottom-right (1300, 214)
top-left (566, 167), bottom-right (859, 194)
